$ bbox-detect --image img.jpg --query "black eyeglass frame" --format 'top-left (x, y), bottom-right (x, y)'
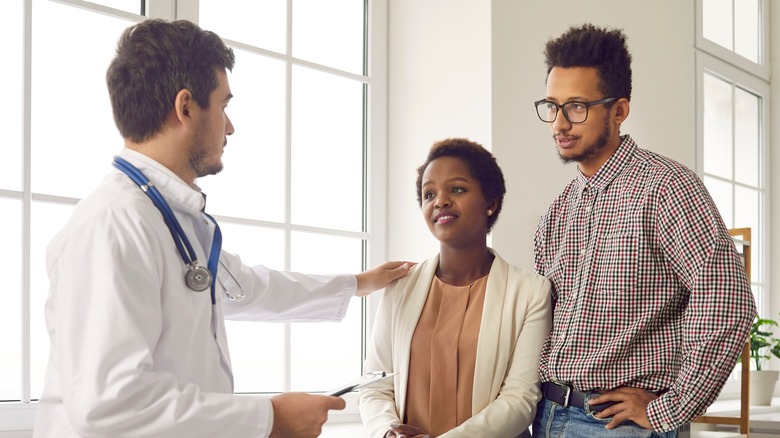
top-left (534, 97), bottom-right (619, 124)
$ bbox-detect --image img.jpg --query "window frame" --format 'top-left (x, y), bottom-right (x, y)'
top-left (694, 0), bottom-right (771, 399)
top-left (0, 0), bottom-right (388, 430)
top-left (695, 50), bottom-right (770, 313)
top-left (694, 0), bottom-right (770, 80)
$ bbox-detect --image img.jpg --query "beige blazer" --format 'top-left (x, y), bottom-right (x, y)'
top-left (358, 250), bottom-right (552, 438)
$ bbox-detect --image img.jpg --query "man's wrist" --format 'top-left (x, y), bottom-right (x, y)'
top-left (646, 395), bottom-right (675, 432)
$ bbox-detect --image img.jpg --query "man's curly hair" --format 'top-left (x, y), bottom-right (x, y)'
top-left (544, 23), bottom-right (632, 101)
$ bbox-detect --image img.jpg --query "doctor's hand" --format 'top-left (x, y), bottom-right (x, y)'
top-left (355, 261), bottom-right (415, 296)
top-left (269, 392), bottom-right (345, 438)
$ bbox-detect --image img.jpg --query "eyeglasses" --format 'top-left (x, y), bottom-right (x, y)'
top-left (534, 97), bottom-right (618, 124)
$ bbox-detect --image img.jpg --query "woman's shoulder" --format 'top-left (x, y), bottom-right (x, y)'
top-left (491, 251), bottom-right (545, 279)
top-left (491, 252), bottom-right (551, 297)
top-left (383, 255), bottom-right (438, 296)
top-left (506, 264), bottom-right (548, 284)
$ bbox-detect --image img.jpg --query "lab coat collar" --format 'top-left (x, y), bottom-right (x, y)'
top-left (117, 148), bottom-right (207, 213)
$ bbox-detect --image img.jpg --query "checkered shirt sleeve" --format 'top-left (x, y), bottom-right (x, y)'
top-left (534, 135), bottom-right (756, 432)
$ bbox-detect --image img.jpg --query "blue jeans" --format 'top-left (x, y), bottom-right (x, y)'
top-left (532, 398), bottom-right (677, 438)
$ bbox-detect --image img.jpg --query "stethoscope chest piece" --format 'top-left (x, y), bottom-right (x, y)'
top-left (113, 156), bottom-right (220, 301)
top-left (185, 264), bottom-right (212, 292)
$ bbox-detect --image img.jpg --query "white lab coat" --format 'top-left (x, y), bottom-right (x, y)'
top-left (32, 149), bottom-right (356, 437)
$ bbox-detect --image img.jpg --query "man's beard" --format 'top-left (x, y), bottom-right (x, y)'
top-left (189, 127), bottom-right (224, 178)
top-left (558, 117), bottom-right (611, 165)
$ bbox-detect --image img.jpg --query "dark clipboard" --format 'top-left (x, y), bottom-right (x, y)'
top-left (325, 371), bottom-right (396, 397)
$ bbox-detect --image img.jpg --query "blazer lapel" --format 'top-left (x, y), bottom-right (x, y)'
top-left (394, 255), bottom-right (439, 418)
top-left (472, 251), bottom-right (509, 413)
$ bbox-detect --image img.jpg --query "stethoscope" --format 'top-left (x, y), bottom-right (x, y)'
top-left (113, 156), bottom-right (226, 304)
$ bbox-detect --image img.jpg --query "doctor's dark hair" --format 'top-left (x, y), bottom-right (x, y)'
top-left (106, 19), bottom-right (235, 143)
top-left (544, 23), bottom-right (632, 101)
top-left (416, 138), bottom-right (506, 233)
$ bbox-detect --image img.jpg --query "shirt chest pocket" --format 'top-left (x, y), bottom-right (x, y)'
top-left (592, 232), bottom-right (639, 293)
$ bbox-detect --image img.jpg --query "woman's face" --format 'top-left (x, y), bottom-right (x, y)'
top-left (420, 156), bottom-right (492, 248)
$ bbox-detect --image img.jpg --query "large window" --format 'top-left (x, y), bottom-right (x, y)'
top-left (696, 0), bottom-right (769, 319)
top-left (1, 0), bottom-right (386, 429)
top-left (193, 0), bottom-right (371, 395)
top-left (701, 0), bottom-right (761, 64)
top-left (699, 61), bottom-right (768, 312)
top-left (696, 2), bottom-right (770, 405)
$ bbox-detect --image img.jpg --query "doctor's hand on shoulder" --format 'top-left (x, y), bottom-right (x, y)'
top-left (270, 392), bottom-right (345, 438)
top-left (355, 261), bottom-right (415, 297)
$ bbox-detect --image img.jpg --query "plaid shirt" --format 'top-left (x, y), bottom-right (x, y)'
top-left (534, 135), bottom-right (756, 432)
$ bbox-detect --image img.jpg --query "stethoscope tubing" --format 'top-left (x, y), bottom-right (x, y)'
top-left (113, 157), bottom-right (199, 266)
top-left (112, 156), bottom-right (219, 304)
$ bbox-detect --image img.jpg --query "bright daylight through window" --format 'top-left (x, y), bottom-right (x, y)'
top-left (698, 0), bottom-right (767, 316)
top-left (2, 1), bottom-right (375, 430)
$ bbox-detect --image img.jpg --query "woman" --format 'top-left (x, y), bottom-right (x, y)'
top-left (359, 138), bottom-right (552, 437)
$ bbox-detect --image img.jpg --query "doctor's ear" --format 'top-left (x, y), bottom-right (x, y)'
top-left (174, 89), bottom-right (195, 123)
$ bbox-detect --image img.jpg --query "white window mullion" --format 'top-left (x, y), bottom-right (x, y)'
top-left (365, 0), bottom-right (388, 348)
top-left (283, 0), bottom-right (294, 393)
top-left (148, 0), bottom-right (177, 20)
top-left (731, 82), bottom-right (737, 228)
top-left (49, 0), bottom-right (143, 21)
top-left (22, 0), bottom-right (33, 406)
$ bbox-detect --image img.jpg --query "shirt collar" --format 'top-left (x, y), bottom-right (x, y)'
top-left (574, 134), bottom-right (637, 195)
top-left (117, 148), bottom-right (207, 212)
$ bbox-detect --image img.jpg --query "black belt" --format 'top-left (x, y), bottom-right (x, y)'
top-left (541, 382), bottom-right (616, 413)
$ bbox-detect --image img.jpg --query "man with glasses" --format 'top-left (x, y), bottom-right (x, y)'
top-left (531, 24), bottom-right (755, 437)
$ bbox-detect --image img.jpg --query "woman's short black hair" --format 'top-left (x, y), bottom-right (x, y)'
top-left (416, 138), bottom-right (506, 233)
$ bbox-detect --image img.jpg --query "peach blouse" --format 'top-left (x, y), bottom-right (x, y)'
top-left (404, 274), bottom-right (488, 436)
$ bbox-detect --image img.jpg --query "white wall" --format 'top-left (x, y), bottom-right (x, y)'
top-left (387, 0), bottom-right (697, 269)
top-left (387, 0), bottom-right (493, 262)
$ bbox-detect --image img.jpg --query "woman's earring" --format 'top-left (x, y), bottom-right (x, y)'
top-left (487, 209), bottom-right (493, 216)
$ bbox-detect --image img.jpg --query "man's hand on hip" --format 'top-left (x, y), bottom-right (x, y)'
top-left (590, 387), bottom-right (658, 430)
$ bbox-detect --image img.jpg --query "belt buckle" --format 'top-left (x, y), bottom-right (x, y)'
top-left (562, 384), bottom-right (571, 408)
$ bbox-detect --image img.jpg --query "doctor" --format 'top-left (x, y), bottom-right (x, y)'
top-left (33, 19), bottom-right (410, 438)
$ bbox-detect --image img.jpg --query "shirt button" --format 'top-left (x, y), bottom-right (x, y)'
top-left (661, 423), bottom-right (670, 431)
top-left (585, 205), bottom-right (592, 212)
top-left (579, 249), bottom-right (585, 255)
